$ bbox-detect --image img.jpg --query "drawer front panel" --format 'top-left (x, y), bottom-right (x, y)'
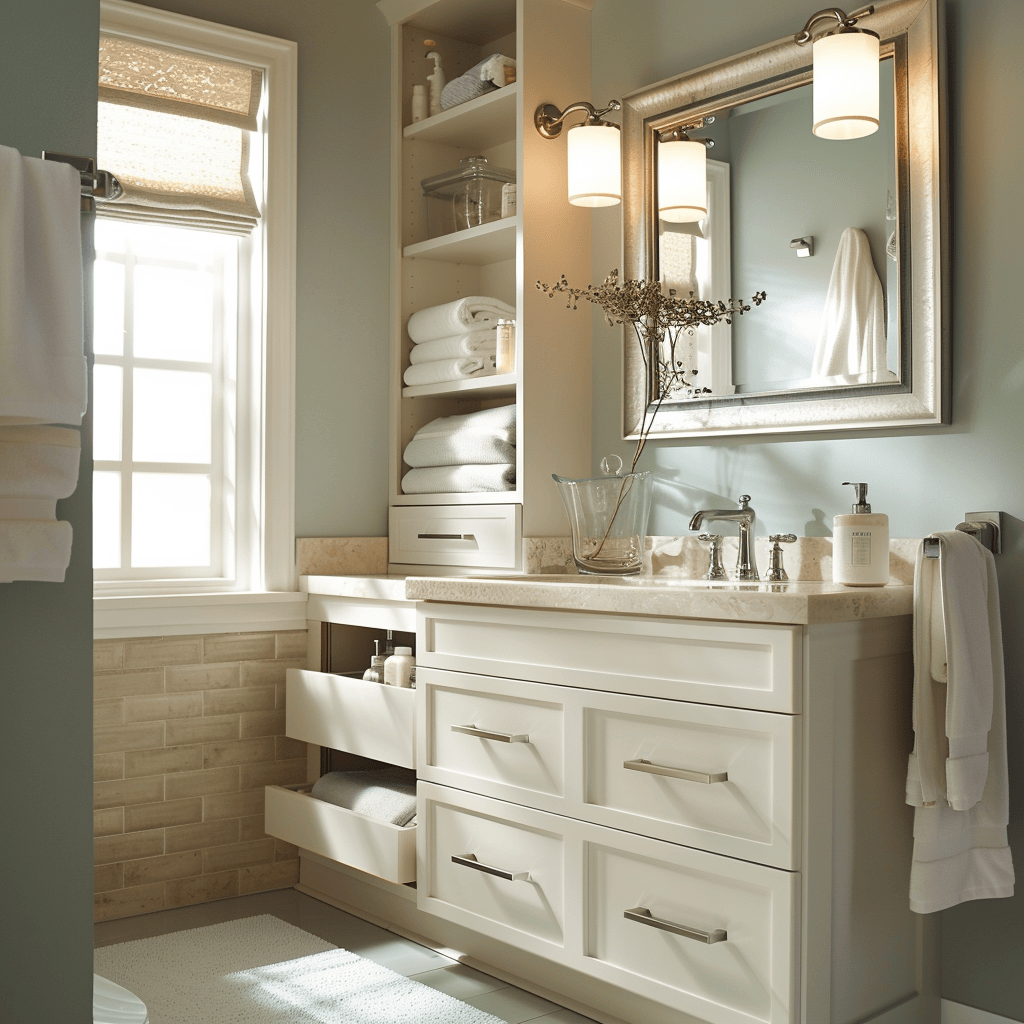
top-left (419, 783), bottom-right (565, 953)
top-left (423, 670), bottom-right (564, 800)
top-left (418, 603), bottom-right (800, 712)
top-left (586, 835), bottom-right (796, 1024)
top-left (286, 669), bottom-right (415, 768)
top-left (584, 696), bottom-right (798, 868)
top-left (390, 504), bottom-right (521, 569)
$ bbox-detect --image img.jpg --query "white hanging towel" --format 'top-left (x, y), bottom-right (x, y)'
top-left (810, 227), bottom-right (891, 383)
top-left (406, 296), bottom-right (515, 344)
top-left (905, 531), bottom-right (1015, 913)
top-left (0, 145), bottom-right (86, 426)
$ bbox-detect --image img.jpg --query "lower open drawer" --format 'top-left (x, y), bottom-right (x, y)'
top-left (265, 782), bottom-right (416, 884)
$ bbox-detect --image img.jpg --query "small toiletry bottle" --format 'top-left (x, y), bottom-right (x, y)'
top-left (411, 84), bottom-right (427, 123)
top-left (383, 646), bottom-right (415, 687)
top-left (832, 481), bottom-right (889, 587)
top-left (362, 640), bottom-right (385, 683)
top-left (495, 318), bottom-right (515, 374)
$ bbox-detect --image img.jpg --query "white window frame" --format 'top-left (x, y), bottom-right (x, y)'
top-left (94, 0), bottom-right (303, 638)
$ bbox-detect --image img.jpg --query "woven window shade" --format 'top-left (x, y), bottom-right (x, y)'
top-left (97, 34), bottom-right (263, 235)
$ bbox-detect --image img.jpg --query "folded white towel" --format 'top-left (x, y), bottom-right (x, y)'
top-left (409, 329), bottom-right (496, 363)
top-left (0, 146), bottom-right (86, 426)
top-left (406, 296), bottom-right (515, 344)
top-left (403, 355), bottom-right (495, 387)
top-left (401, 463), bottom-right (515, 494)
top-left (310, 768), bottom-right (417, 827)
top-left (906, 531), bottom-right (1014, 913)
top-left (411, 403), bottom-right (515, 442)
top-left (811, 227), bottom-right (893, 384)
top-left (403, 432), bottom-right (514, 468)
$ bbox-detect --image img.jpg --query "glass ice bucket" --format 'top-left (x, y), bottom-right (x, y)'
top-left (552, 463), bottom-right (652, 575)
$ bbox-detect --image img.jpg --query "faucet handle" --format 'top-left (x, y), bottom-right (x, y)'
top-left (697, 533), bottom-right (728, 581)
top-left (738, 494), bottom-right (752, 508)
top-left (766, 534), bottom-right (797, 582)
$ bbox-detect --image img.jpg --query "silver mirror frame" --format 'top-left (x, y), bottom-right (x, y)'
top-left (621, 0), bottom-right (947, 439)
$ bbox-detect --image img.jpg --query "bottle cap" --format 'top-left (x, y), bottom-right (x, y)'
top-left (394, 646), bottom-right (413, 656)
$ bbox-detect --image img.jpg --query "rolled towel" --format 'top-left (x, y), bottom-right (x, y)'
top-left (403, 356), bottom-right (495, 387)
top-left (401, 463), bottom-right (515, 494)
top-left (407, 296), bottom-right (515, 343)
top-left (310, 768), bottom-right (417, 827)
top-left (409, 328), bottom-right (496, 363)
top-left (411, 403), bottom-right (515, 442)
top-left (440, 54), bottom-right (516, 111)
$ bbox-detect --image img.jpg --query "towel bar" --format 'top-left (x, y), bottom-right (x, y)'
top-left (923, 511), bottom-right (1003, 558)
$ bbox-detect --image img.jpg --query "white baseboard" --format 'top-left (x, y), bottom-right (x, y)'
top-left (942, 999), bottom-right (1022, 1024)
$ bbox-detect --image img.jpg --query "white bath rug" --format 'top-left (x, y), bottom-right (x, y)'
top-left (94, 914), bottom-right (504, 1024)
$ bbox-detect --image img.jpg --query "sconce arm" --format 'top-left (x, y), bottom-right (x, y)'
top-left (535, 99), bottom-right (621, 140)
top-left (795, 5), bottom-right (874, 44)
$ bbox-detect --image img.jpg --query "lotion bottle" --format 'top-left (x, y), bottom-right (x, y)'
top-left (383, 646), bottom-right (415, 688)
top-left (832, 481), bottom-right (889, 587)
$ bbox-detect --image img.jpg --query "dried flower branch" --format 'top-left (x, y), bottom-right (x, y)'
top-left (537, 271), bottom-right (766, 472)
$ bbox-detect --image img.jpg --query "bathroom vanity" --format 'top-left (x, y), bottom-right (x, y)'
top-left (266, 573), bottom-right (938, 1024)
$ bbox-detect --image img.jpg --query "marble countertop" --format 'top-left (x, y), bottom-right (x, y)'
top-left (300, 574), bottom-right (412, 602)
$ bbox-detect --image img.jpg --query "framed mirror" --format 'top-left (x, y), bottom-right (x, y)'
top-left (621, 0), bottom-right (947, 439)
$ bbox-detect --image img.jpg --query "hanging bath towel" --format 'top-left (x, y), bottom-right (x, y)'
top-left (811, 227), bottom-right (892, 383)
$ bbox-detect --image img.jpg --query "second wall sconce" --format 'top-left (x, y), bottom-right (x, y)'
top-left (658, 119), bottom-right (715, 224)
top-left (534, 99), bottom-right (621, 207)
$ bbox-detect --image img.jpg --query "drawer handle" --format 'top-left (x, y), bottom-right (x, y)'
top-left (452, 853), bottom-right (531, 882)
top-left (417, 532), bottom-right (477, 542)
top-left (624, 906), bottom-right (727, 945)
top-left (451, 724), bottom-right (530, 744)
top-left (623, 758), bottom-right (728, 785)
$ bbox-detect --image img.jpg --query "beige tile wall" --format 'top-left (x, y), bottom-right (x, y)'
top-left (93, 630), bottom-right (309, 922)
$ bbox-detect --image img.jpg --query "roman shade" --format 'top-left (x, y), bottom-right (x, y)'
top-left (97, 34), bottom-right (263, 234)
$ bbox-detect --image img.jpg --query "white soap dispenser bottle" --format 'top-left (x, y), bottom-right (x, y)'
top-left (833, 481), bottom-right (889, 587)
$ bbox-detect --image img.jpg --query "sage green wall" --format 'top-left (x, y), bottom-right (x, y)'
top-left (0, 2), bottom-right (98, 1020)
top-left (138, 0), bottom-right (392, 538)
top-left (592, 0), bottom-right (1024, 1018)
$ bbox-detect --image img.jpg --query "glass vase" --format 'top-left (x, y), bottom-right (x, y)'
top-left (552, 469), bottom-right (653, 575)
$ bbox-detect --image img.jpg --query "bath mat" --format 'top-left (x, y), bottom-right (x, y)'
top-left (94, 914), bottom-right (504, 1024)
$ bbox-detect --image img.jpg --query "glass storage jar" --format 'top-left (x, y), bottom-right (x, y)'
top-left (420, 156), bottom-right (516, 239)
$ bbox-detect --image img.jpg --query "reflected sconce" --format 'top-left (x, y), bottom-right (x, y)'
top-left (795, 6), bottom-right (880, 140)
top-left (658, 119), bottom-right (715, 224)
top-left (534, 99), bottom-right (621, 207)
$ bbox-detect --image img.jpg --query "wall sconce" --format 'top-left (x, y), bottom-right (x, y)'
top-left (658, 119), bottom-right (715, 223)
top-left (795, 6), bottom-right (880, 140)
top-left (534, 99), bottom-right (621, 207)
top-left (790, 236), bottom-right (814, 257)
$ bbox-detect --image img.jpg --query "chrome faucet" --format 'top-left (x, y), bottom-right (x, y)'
top-left (688, 494), bottom-right (759, 581)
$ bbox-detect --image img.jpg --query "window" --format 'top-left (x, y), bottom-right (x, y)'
top-left (93, 0), bottom-right (298, 633)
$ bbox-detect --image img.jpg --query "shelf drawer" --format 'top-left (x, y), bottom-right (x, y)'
top-left (418, 782), bottom-right (565, 956)
top-left (389, 504), bottom-right (521, 570)
top-left (264, 783), bottom-right (416, 884)
top-left (286, 669), bottom-right (415, 768)
top-left (586, 830), bottom-right (796, 1024)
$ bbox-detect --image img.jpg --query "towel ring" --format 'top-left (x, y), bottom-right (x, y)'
top-left (923, 511), bottom-right (1003, 559)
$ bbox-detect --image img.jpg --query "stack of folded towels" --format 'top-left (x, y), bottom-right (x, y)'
top-left (404, 295), bottom-right (515, 387)
top-left (402, 403), bottom-right (515, 494)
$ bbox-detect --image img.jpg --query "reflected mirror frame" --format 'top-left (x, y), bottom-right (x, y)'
top-left (621, 0), bottom-right (948, 439)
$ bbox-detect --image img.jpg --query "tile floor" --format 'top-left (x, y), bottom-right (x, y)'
top-left (94, 889), bottom-right (599, 1024)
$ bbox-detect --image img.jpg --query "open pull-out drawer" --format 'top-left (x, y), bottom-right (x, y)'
top-left (265, 782), bottom-right (416, 884)
top-left (286, 669), bottom-right (415, 768)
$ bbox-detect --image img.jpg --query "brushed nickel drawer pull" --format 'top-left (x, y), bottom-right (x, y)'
top-left (417, 532), bottom-right (477, 542)
top-left (624, 906), bottom-right (727, 944)
top-left (452, 853), bottom-right (530, 882)
top-left (623, 757), bottom-right (728, 785)
top-left (452, 724), bottom-right (530, 744)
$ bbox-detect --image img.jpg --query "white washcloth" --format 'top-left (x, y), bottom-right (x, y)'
top-left (0, 425), bottom-right (81, 583)
top-left (811, 227), bottom-right (891, 383)
top-left (406, 296), bottom-right (515, 344)
top-left (408, 329), bottom-right (496, 363)
top-left (401, 464), bottom-right (514, 494)
top-left (0, 146), bottom-right (86, 426)
top-left (905, 531), bottom-right (1014, 913)
top-left (403, 355), bottom-right (495, 387)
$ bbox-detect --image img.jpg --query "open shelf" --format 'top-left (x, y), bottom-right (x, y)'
top-left (402, 372), bottom-right (516, 399)
top-left (403, 84), bottom-right (518, 149)
top-left (404, 217), bottom-right (516, 265)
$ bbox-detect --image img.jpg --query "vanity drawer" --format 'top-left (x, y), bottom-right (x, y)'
top-left (585, 829), bottom-right (796, 1024)
top-left (420, 669), bottom-right (565, 802)
top-left (264, 783), bottom-right (416, 884)
top-left (418, 782), bottom-right (565, 956)
top-left (583, 692), bottom-right (799, 869)
top-left (389, 504), bottom-right (521, 569)
top-left (286, 669), bottom-right (415, 768)
top-left (417, 603), bottom-right (801, 713)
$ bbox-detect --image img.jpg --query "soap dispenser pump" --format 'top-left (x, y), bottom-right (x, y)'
top-left (832, 481), bottom-right (889, 587)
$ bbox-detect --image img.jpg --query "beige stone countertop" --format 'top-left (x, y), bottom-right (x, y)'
top-left (300, 574), bottom-right (412, 602)
top-left (403, 573), bottom-right (914, 625)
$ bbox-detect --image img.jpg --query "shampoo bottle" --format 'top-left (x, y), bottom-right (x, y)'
top-left (832, 481), bottom-right (889, 587)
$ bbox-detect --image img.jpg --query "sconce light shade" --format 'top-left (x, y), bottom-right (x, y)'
top-left (567, 123), bottom-right (621, 207)
top-left (658, 137), bottom-right (707, 223)
top-left (812, 29), bottom-right (880, 139)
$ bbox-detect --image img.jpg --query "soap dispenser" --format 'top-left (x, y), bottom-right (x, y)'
top-left (832, 482), bottom-right (889, 587)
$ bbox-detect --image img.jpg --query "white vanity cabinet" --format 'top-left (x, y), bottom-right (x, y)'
top-left (410, 593), bottom-right (939, 1024)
